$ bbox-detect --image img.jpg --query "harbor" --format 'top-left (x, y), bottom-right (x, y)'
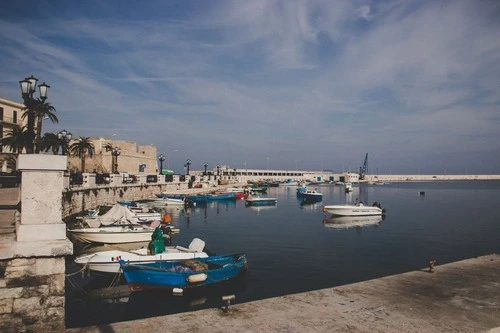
top-left (2, 175), bottom-right (500, 332)
top-left (68, 254), bottom-right (500, 333)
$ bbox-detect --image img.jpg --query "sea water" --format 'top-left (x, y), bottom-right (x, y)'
top-left (66, 181), bottom-right (500, 328)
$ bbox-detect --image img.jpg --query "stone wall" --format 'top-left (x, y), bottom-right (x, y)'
top-left (0, 257), bottom-right (65, 333)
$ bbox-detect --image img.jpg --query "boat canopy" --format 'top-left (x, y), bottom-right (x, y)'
top-left (85, 204), bottom-right (137, 227)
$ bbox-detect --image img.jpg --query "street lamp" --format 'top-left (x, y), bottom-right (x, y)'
top-left (57, 129), bottom-right (72, 155)
top-left (216, 165), bottom-right (220, 176)
top-left (204, 162), bottom-right (208, 175)
top-left (185, 159), bottom-right (191, 175)
top-left (158, 154), bottom-right (165, 175)
top-left (112, 146), bottom-right (121, 174)
top-left (19, 75), bottom-right (50, 154)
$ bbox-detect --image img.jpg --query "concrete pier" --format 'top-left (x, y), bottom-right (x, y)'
top-left (68, 254), bottom-right (500, 333)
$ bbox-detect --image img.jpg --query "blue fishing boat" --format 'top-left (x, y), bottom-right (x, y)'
top-left (119, 253), bottom-right (247, 292)
top-left (206, 192), bottom-right (236, 201)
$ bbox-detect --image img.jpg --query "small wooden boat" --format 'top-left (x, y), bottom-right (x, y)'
top-left (119, 253), bottom-right (248, 292)
top-left (245, 197), bottom-right (278, 206)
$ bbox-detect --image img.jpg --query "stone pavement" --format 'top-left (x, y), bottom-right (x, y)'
top-left (67, 254), bottom-right (500, 333)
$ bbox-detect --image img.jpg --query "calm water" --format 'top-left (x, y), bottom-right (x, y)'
top-left (66, 181), bottom-right (500, 328)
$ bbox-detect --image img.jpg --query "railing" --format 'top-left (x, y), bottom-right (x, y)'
top-left (0, 115), bottom-right (19, 125)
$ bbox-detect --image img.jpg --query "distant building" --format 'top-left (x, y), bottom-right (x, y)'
top-left (0, 97), bottom-right (27, 173)
top-left (67, 137), bottom-right (158, 174)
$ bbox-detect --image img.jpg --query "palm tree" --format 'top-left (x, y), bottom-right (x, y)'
top-left (103, 142), bottom-right (114, 172)
top-left (0, 125), bottom-right (28, 153)
top-left (21, 99), bottom-right (59, 153)
top-left (40, 132), bottom-right (63, 155)
top-left (69, 137), bottom-right (95, 173)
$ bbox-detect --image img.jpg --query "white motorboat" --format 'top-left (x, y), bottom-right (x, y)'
top-left (81, 204), bottom-right (160, 227)
top-left (74, 238), bottom-right (208, 274)
top-left (323, 202), bottom-right (385, 216)
top-left (68, 224), bottom-right (155, 244)
top-left (344, 182), bottom-right (353, 192)
top-left (323, 215), bottom-right (383, 229)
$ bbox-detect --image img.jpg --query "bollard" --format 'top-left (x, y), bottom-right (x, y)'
top-left (428, 259), bottom-right (437, 273)
top-left (222, 294), bottom-right (236, 313)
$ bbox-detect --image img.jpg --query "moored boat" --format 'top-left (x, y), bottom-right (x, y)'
top-left (74, 238), bottom-right (209, 274)
top-left (68, 224), bottom-right (155, 244)
top-left (119, 253), bottom-right (248, 292)
top-left (323, 202), bottom-right (385, 216)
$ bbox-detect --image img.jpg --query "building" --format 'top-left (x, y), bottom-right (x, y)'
top-left (0, 97), bottom-right (27, 173)
top-left (67, 137), bottom-right (158, 174)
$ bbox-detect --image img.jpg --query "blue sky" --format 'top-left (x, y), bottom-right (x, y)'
top-left (1, 0), bottom-right (499, 174)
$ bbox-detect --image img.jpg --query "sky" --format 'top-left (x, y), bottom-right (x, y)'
top-left (1, 0), bottom-right (499, 175)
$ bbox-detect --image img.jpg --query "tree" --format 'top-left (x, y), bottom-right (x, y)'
top-left (0, 125), bottom-right (28, 154)
top-left (69, 137), bottom-right (95, 173)
top-left (40, 132), bottom-right (63, 155)
top-left (21, 99), bottom-right (59, 153)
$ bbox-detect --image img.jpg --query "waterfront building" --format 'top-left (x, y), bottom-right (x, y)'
top-left (0, 97), bottom-right (27, 172)
top-left (67, 138), bottom-right (158, 174)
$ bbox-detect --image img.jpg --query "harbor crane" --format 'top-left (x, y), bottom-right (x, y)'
top-left (359, 153), bottom-right (368, 180)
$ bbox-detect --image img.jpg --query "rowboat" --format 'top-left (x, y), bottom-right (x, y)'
top-left (323, 202), bottom-right (385, 216)
top-left (74, 238), bottom-right (208, 274)
top-left (119, 253), bottom-right (248, 292)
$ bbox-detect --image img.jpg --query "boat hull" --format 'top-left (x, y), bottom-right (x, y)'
top-left (120, 254), bottom-right (247, 291)
top-left (75, 248), bottom-right (209, 274)
top-left (68, 226), bottom-right (154, 244)
top-left (323, 204), bottom-right (383, 216)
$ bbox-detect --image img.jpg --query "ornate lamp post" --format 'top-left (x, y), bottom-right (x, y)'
top-left (19, 75), bottom-right (50, 154)
top-left (57, 129), bottom-right (72, 155)
top-left (204, 162), bottom-right (208, 175)
top-left (158, 154), bottom-right (165, 175)
top-left (185, 159), bottom-right (191, 175)
top-left (112, 146), bottom-right (121, 173)
top-left (216, 165), bottom-right (220, 176)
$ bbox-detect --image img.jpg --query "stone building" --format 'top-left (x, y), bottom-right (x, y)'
top-left (0, 98), bottom-right (27, 173)
top-left (67, 137), bottom-right (158, 174)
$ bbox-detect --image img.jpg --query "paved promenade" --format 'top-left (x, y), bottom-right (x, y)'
top-left (68, 254), bottom-right (500, 333)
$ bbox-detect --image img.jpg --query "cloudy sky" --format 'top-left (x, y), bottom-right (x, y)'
top-left (1, 0), bottom-right (499, 174)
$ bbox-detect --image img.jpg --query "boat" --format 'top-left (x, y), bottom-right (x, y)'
top-left (81, 203), bottom-right (161, 226)
top-left (244, 184), bottom-right (268, 194)
top-left (74, 238), bottom-right (209, 274)
top-left (323, 202), bottom-right (385, 216)
top-left (299, 189), bottom-right (323, 203)
top-left (206, 192), bottom-right (236, 201)
top-left (119, 253), bottom-right (248, 292)
top-left (68, 223), bottom-right (155, 244)
top-left (323, 215), bottom-right (383, 229)
top-left (245, 196), bottom-right (278, 206)
top-left (344, 182), bottom-right (353, 193)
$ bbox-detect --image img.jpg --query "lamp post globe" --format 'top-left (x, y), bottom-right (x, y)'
top-left (186, 159), bottom-right (191, 175)
top-left (158, 154), bottom-right (166, 175)
top-left (19, 75), bottom-right (49, 154)
top-left (57, 129), bottom-right (72, 155)
top-left (204, 162), bottom-right (208, 175)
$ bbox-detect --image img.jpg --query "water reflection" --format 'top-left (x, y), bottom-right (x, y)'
top-left (322, 215), bottom-right (383, 230)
